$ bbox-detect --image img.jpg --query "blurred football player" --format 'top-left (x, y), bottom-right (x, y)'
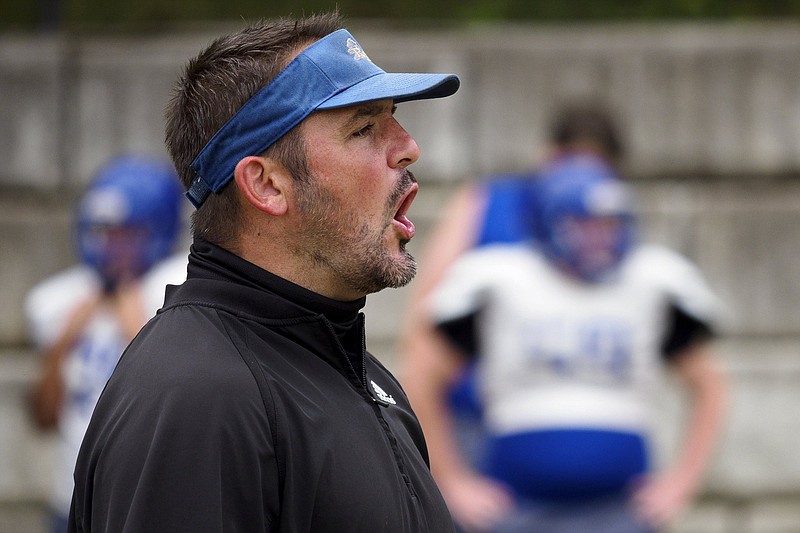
top-left (25, 155), bottom-right (187, 533)
top-left (400, 103), bottom-right (627, 514)
top-left (405, 154), bottom-right (728, 532)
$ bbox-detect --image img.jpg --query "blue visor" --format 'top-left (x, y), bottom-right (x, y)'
top-left (187, 29), bottom-right (460, 208)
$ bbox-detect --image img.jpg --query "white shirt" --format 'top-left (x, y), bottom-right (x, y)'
top-left (429, 243), bottom-right (717, 437)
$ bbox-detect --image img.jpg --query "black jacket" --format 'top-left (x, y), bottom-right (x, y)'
top-left (69, 239), bottom-right (454, 533)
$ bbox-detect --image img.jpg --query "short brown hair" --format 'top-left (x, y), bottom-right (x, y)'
top-left (164, 12), bottom-right (342, 247)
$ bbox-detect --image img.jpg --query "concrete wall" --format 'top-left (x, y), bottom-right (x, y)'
top-left (2, 21), bottom-right (800, 532)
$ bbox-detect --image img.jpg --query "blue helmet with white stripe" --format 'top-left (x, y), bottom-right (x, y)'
top-left (76, 155), bottom-right (184, 289)
top-left (534, 154), bottom-right (635, 282)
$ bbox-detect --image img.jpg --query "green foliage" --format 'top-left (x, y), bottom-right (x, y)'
top-left (1, 0), bottom-right (800, 32)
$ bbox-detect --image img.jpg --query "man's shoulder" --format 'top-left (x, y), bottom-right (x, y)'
top-left (135, 299), bottom-right (298, 378)
top-left (138, 302), bottom-right (234, 351)
top-left (120, 308), bottom-right (265, 405)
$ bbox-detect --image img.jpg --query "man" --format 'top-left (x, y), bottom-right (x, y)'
top-left (405, 155), bottom-right (728, 532)
top-left (69, 12), bottom-right (460, 533)
top-left (26, 155), bottom-right (186, 533)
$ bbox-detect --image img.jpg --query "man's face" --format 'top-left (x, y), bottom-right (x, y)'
top-left (289, 99), bottom-right (421, 298)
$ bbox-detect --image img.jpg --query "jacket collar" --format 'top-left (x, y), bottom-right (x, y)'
top-left (167, 238), bottom-right (366, 323)
top-left (164, 239), bottom-right (370, 386)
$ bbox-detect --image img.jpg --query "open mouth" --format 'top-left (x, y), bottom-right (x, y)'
top-left (391, 183), bottom-right (418, 241)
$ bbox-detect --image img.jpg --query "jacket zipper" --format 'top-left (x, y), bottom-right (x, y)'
top-left (320, 314), bottom-right (417, 498)
top-left (358, 315), bottom-right (417, 498)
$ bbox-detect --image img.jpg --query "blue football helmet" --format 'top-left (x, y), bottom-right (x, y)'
top-left (534, 154), bottom-right (636, 282)
top-left (75, 155), bottom-right (184, 290)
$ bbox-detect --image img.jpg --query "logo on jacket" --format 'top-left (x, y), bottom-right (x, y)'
top-left (370, 380), bottom-right (397, 405)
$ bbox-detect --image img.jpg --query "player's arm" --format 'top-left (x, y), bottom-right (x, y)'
top-left (634, 338), bottom-right (728, 526)
top-left (29, 294), bottom-right (102, 429)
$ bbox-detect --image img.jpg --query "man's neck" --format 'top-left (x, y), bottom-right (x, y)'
top-left (234, 231), bottom-right (365, 302)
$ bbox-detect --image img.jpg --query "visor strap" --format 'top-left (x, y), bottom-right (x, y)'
top-left (186, 174), bottom-right (211, 209)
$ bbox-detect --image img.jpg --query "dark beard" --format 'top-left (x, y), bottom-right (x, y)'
top-left (348, 227), bottom-right (416, 295)
top-left (295, 169), bottom-right (418, 296)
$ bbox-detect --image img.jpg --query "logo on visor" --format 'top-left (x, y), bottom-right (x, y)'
top-left (347, 38), bottom-right (370, 62)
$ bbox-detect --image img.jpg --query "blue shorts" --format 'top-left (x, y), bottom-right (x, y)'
top-left (485, 429), bottom-right (649, 501)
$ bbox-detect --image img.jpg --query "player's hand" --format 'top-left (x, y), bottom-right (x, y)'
top-left (440, 471), bottom-right (515, 533)
top-left (631, 470), bottom-right (696, 527)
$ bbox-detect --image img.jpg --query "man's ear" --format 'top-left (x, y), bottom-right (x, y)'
top-left (233, 156), bottom-right (289, 216)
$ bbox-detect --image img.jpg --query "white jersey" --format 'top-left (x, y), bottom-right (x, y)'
top-left (25, 254), bottom-right (188, 515)
top-left (429, 242), bottom-right (717, 438)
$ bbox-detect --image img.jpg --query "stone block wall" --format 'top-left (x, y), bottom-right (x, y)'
top-left (2, 21), bottom-right (799, 532)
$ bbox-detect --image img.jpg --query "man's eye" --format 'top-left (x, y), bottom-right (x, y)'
top-left (353, 123), bottom-right (374, 137)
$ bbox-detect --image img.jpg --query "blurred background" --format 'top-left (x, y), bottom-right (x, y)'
top-left (2, 1), bottom-right (800, 532)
